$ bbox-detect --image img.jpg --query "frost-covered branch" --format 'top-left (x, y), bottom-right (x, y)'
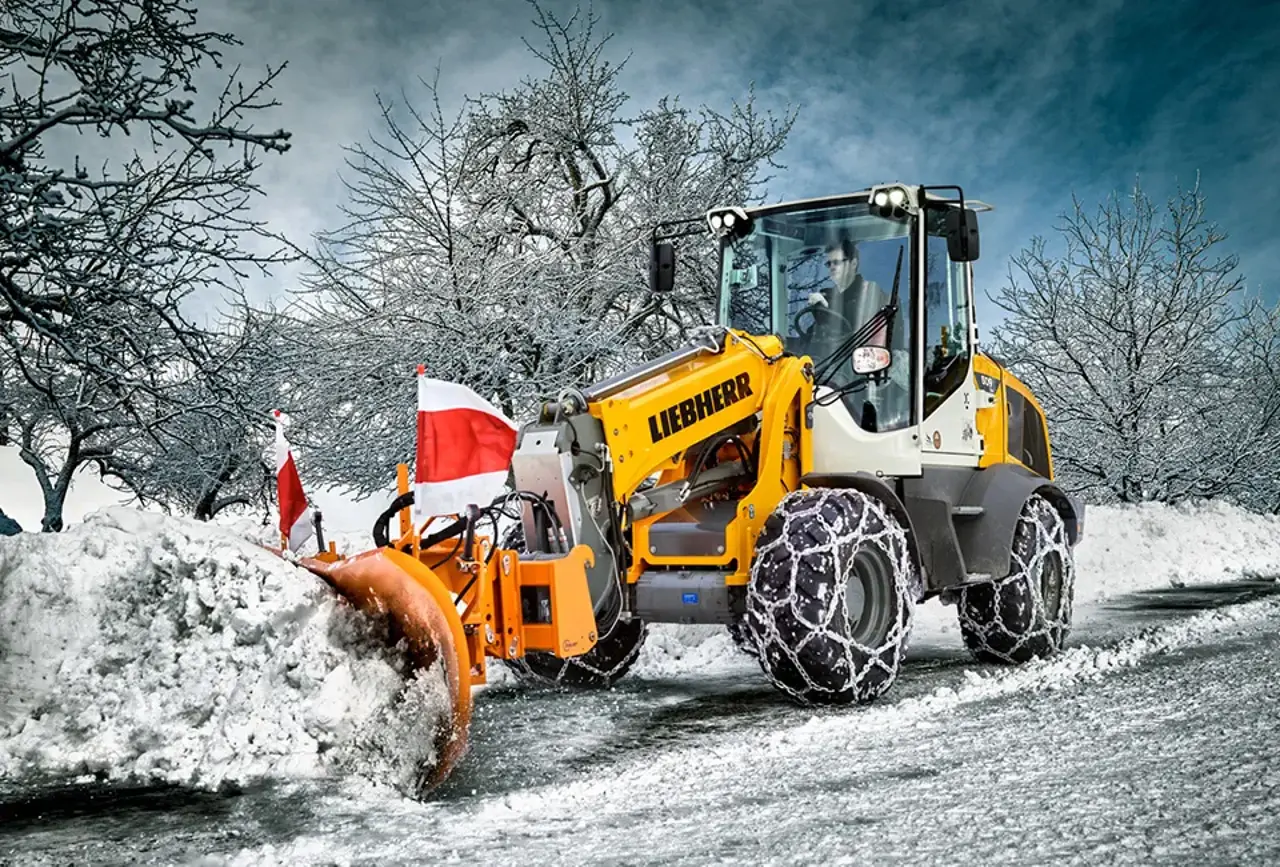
top-left (284, 1), bottom-right (795, 493)
top-left (0, 0), bottom-right (295, 529)
top-left (987, 177), bottom-right (1276, 507)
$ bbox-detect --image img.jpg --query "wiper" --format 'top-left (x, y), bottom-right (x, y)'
top-left (812, 245), bottom-right (904, 386)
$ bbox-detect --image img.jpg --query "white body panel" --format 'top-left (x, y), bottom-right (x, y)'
top-left (810, 388), bottom-right (923, 478)
top-left (920, 361), bottom-right (983, 468)
top-left (512, 429), bottom-right (583, 549)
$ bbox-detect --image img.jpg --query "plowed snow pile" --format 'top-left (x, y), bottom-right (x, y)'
top-left (0, 508), bottom-right (450, 796)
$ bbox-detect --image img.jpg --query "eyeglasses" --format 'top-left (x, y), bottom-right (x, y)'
top-left (825, 257), bottom-right (850, 269)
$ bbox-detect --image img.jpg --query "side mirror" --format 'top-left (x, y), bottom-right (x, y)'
top-left (852, 346), bottom-right (891, 375)
top-left (649, 241), bottom-right (676, 294)
top-left (944, 208), bottom-right (981, 262)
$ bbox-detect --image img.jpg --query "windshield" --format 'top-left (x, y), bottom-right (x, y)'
top-left (718, 200), bottom-right (913, 432)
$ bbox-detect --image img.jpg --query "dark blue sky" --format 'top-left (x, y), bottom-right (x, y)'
top-left (211, 0), bottom-right (1280, 323)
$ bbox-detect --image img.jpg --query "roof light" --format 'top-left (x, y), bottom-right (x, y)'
top-left (867, 184), bottom-right (914, 220)
top-left (705, 207), bottom-right (753, 238)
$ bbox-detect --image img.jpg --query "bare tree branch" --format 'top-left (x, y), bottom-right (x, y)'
top-left (987, 177), bottom-right (1277, 507)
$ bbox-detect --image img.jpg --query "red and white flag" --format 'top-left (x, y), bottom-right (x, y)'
top-left (414, 366), bottom-right (518, 524)
top-left (274, 409), bottom-right (315, 553)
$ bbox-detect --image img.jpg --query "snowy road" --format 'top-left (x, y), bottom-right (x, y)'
top-left (4, 578), bottom-right (1279, 866)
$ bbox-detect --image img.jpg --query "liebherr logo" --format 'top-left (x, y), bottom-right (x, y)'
top-left (648, 373), bottom-right (754, 443)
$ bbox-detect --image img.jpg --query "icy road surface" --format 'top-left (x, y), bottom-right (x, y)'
top-left (3, 500), bottom-right (1280, 865)
top-left (4, 584), bottom-right (1280, 866)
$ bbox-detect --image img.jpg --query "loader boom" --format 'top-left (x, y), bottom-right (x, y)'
top-left (584, 330), bottom-right (814, 584)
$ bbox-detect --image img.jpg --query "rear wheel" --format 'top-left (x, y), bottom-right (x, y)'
top-left (499, 523), bottom-right (647, 688)
top-left (957, 494), bottom-right (1074, 663)
top-left (745, 488), bottom-right (919, 705)
top-left (507, 616), bottom-right (646, 688)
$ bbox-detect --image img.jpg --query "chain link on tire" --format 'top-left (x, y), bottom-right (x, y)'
top-left (744, 488), bottom-right (919, 705)
top-left (957, 493), bottom-right (1075, 664)
top-left (505, 614), bottom-right (647, 688)
top-left (498, 523), bottom-right (647, 688)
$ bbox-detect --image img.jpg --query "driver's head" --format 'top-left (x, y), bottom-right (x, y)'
top-left (825, 238), bottom-right (860, 292)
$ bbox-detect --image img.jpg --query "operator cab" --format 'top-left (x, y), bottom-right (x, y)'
top-left (648, 183), bottom-right (990, 477)
top-left (707, 186), bottom-right (986, 433)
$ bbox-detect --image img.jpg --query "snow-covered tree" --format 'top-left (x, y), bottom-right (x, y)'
top-left (0, 1), bottom-right (293, 529)
top-left (987, 178), bottom-right (1277, 505)
top-left (96, 303), bottom-right (297, 521)
top-left (1220, 302), bottom-right (1280, 512)
top-left (287, 2), bottom-right (795, 494)
top-left (3, 301), bottom-right (198, 530)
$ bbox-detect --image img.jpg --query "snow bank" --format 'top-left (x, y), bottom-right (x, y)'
top-left (0, 507), bottom-right (450, 796)
top-left (1072, 499), bottom-right (1280, 600)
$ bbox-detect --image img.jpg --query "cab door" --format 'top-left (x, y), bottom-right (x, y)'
top-left (918, 214), bottom-right (981, 468)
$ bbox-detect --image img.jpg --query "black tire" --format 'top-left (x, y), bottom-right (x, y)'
top-left (745, 488), bottom-right (919, 705)
top-left (507, 615), bottom-right (647, 688)
top-left (728, 616), bottom-right (758, 658)
top-left (498, 522), bottom-right (648, 688)
top-left (957, 494), bottom-right (1075, 664)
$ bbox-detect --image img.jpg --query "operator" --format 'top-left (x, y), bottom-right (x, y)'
top-left (823, 237), bottom-right (886, 343)
top-left (821, 236), bottom-right (911, 431)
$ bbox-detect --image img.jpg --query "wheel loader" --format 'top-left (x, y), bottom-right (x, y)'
top-left (296, 182), bottom-right (1085, 791)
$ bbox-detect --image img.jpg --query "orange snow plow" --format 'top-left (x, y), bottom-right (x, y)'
top-left (295, 465), bottom-right (598, 791)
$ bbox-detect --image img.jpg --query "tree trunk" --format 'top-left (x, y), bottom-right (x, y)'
top-left (41, 486), bottom-right (67, 532)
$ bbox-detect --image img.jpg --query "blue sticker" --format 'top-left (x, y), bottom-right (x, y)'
top-left (681, 592), bottom-right (699, 604)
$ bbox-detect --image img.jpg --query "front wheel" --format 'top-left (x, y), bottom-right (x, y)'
top-left (744, 488), bottom-right (919, 705)
top-left (957, 494), bottom-right (1075, 663)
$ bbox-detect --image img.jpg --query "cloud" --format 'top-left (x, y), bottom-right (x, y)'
top-left (171, 0), bottom-right (1277, 319)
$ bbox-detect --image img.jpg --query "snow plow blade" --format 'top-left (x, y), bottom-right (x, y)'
top-left (298, 548), bottom-right (472, 792)
top-left (288, 522), bottom-right (599, 793)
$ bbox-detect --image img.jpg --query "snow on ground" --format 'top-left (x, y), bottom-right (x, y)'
top-left (4, 448), bottom-right (1280, 805)
top-left (0, 508), bottom-right (451, 797)
top-left (215, 595), bottom-right (1280, 867)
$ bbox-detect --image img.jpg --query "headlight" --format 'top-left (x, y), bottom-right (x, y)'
top-left (706, 207), bottom-right (753, 238)
top-left (867, 184), bottom-right (914, 219)
top-left (852, 346), bottom-right (891, 375)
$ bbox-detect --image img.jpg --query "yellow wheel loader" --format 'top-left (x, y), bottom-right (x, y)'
top-left (296, 182), bottom-right (1084, 791)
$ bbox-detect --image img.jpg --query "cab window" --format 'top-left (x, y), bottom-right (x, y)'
top-left (923, 209), bottom-right (972, 417)
top-left (1007, 388), bottom-right (1051, 476)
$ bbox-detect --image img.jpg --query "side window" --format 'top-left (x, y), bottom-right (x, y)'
top-left (783, 252), bottom-right (822, 337)
top-left (1005, 388), bottom-right (1051, 476)
top-left (923, 215), bottom-right (972, 416)
top-left (723, 239), bottom-right (771, 335)
top-left (1022, 403), bottom-right (1051, 477)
